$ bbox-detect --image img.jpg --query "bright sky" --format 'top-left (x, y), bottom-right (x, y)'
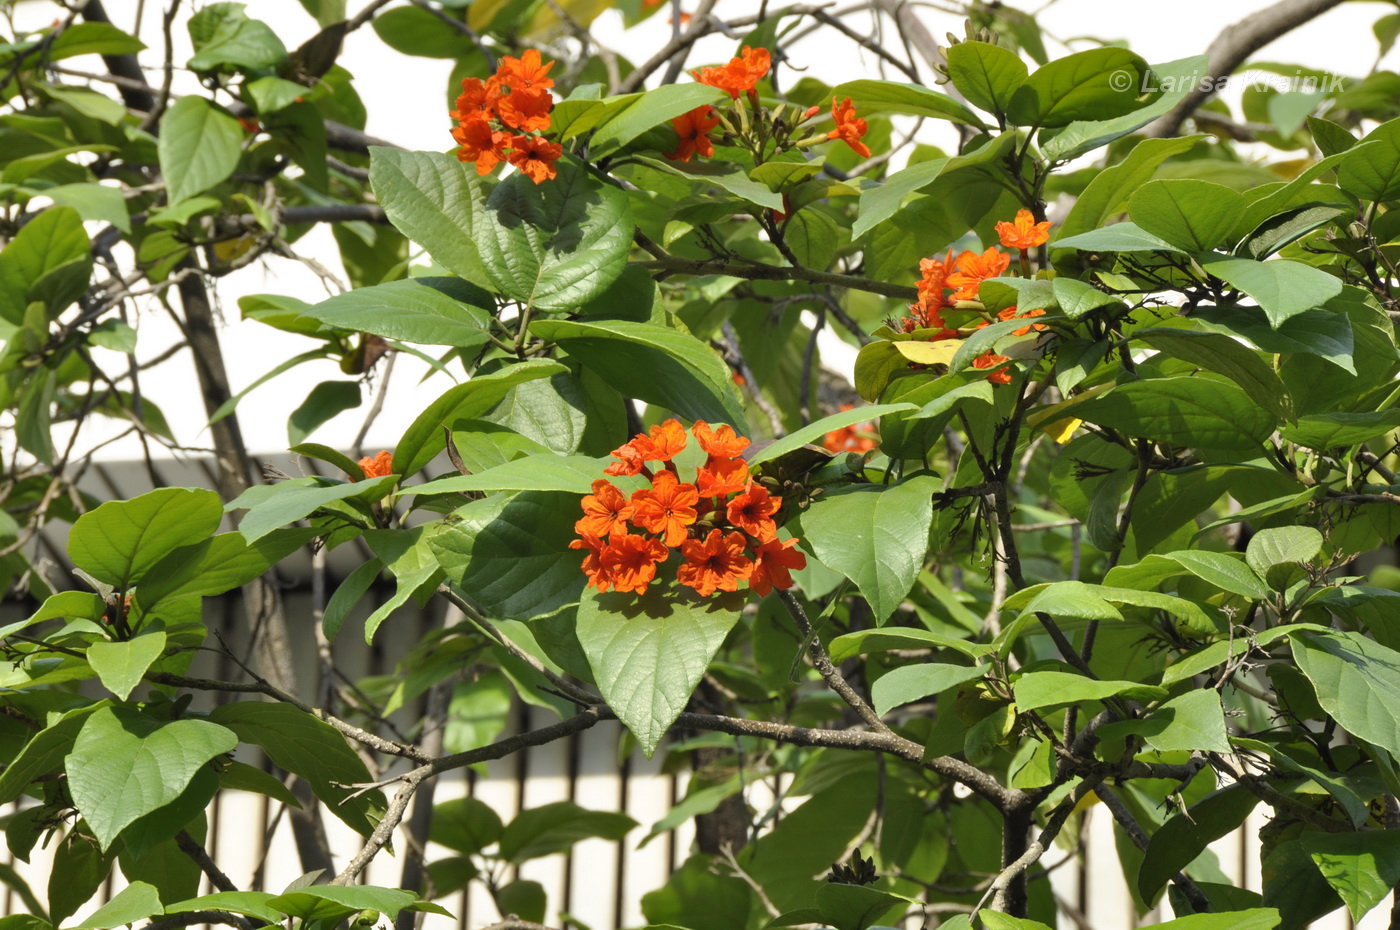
top-left (9, 0), bottom-right (1398, 463)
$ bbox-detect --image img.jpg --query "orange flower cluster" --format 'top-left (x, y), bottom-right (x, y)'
top-left (827, 97), bottom-right (870, 158)
top-left (823, 405), bottom-right (878, 453)
top-left (693, 46), bottom-right (770, 99)
top-left (996, 209), bottom-right (1052, 250)
top-left (667, 105), bottom-right (720, 162)
top-left (893, 211), bottom-right (1056, 385)
top-left (571, 420), bottom-right (807, 598)
top-left (450, 50), bottom-right (563, 184)
top-left (357, 450), bottom-right (394, 479)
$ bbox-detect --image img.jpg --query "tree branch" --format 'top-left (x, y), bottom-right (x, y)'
top-left (777, 589), bottom-right (889, 732)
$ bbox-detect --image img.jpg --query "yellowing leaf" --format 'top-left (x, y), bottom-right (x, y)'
top-left (891, 338), bottom-right (962, 366)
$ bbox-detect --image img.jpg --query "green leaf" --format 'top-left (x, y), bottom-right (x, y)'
top-left (1165, 550), bottom-right (1272, 599)
top-left (1133, 327), bottom-right (1293, 419)
top-left (48, 22), bottom-right (146, 59)
top-left (1012, 671), bottom-right (1165, 712)
top-left (793, 475), bottom-right (938, 624)
top-left (187, 3), bottom-right (287, 71)
top-left (852, 158), bottom-right (947, 239)
top-left (478, 158), bottom-right (632, 310)
top-left (299, 277), bottom-right (494, 348)
top-left (629, 155), bottom-right (783, 211)
top-left (208, 701), bottom-right (384, 837)
top-left (322, 558), bottom-right (381, 641)
top-left (498, 800), bottom-right (637, 863)
top-left (1303, 830), bottom-right (1400, 922)
top-left (158, 96), bottom-right (243, 205)
top-left (368, 147), bottom-right (492, 286)
top-left (1007, 47), bottom-right (1152, 128)
top-left (946, 41), bottom-right (1027, 118)
top-left (1337, 116), bottom-right (1400, 202)
top-left (68, 487), bottom-right (222, 587)
top-left (1238, 203), bottom-right (1349, 260)
top-left (814, 883), bottom-right (906, 930)
top-left (1053, 277), bottom-right (1126, 319)
top-left (827, 627), bottom-right (990, 663)
top-left (1070, 376), bottom-right (1276, 450)
top-left (70, 882), bottom-right (162, 930)
top-left (392, 359), bottom-right (566, 476)
top-left (431, 796), bottom-right (503, 855)
top-left (1137, 782), bottom-right (1259, 901)
top-left (165, 892), bottom-right (283, 926)
top-left (871, 663), bottom-right (986, 716)
top-left (531, 318), bottom-right (746, 427)
top-left (218, 760), bottom-right (302, 809)
top-left (746, 403), bottom-right (915, 466)
top-left (135, 528), bottom-right (317, 611)
top-left (1147, 911), bottom-right (1280, 930)
top-left (1053, 221), bottom-right (1186, 253)
top-left (590, 83), bottom-right (725, 156)
top-left (361, 526), bottom-right (442, 642)
top-left (87, 632), bottom-right (166, 701)
top-left (1128, 180), bottom-right (1246, 252)
top-left (577, 585), bottom-right (743, 757)
top-left (1097, 688), bottom-right (1231, 753)
top-left (1246, 526), bottom-right (1323, 578)
top-left (401, 455), bottom-right (614, 496)
top-left (429, 491), bottom-right (583, 621)
top-left (1281, 410), bottom-right (1400, 449)
top-left (0, 705), bottom-right (103, 806)
top-left (39, 183), bottom-right (131, 234)
top-left (371, 5), bottom-right (479, 57)
top-left (1057, 135), bottom-right (1205, 241)
top-left (1040, 55), bottom-right (1208, 161)
top-left (1292, 631), bottom-right (1400, 760)
top-left (1191, 305), bottom-right (1354, 374)
top-left (228, 475), bottom-right (397, 543)
top-left (828, 80), bottom-right (987, 128)
top-left (287, 381), bottom-right (361, 446)
top-left (67, 706), bottom-right (237, 850)
top-left (267, 887), bottom-right (430, 921)
top-left (1197, 255), bottom-right (1343, 329)
top-left (0, 206), bottom-right (91, 324)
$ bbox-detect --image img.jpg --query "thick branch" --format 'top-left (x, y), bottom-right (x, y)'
top-left (1145, 0), bottom-right (1348, 137)
top-left (638, 257), bottom-right (916, 300)
top-left (1098, 786), bottom-right (1213, 913)
top-left (778, 589), bottom-right (889, 732)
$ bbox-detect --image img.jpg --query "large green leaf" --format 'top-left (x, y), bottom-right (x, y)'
top-left (793, 475), bottom-right (937, 624)
top-left (1292, 631), bottom-right (1400, 760)
top-left (1147, 912), bottom-right (1280, 930)
top-left (1012, 671), bottom-right (1165, 712)
top-left (589, 83), bottom-right (724, 156)
top-left (1303, 830), bottom-right (1400, 922)
top-left (71, 882), bottom-right (162, 930)
top-left (1053, 221), bottom-right (1186, 253)
top-left (1245, 526), bottom-right (1323, 580)
top-left (828, 79), bottom-right (987, 128)
top-left (135, 527), bottom-right (316, 612)
top-left (746, 403), bottom-right (915, 466)
top-left (871, 663), bottom-right (986, 716)
top-left (1007, 47), bottom-right (1152, 128)
top-left (368, 147), bottom-right (492, 285)
top-left (0, 206), bottom-right (91, 323)
top-left (497, 800), bottom-right (637, 862)
top-left (428, 491), bottom-right (583, 621)
top-left (1071, 376), bottom-right (1276, 450)
top-left (227, 475), bottom-right (397, 543)
top-left (477, 159), bottom-right (632, 310)
top-left (577, 585), bottom-right (743, 757)
top-left (1337, 116), bottom-right (1400, 202)
top-left (1280, 410), bottom-right (1400, 449)
top-left (531, 319), bottom-right (746, 426)
top-left (1191, 305), bottom-right (1354, 373)
top-left (1197, 255), bottom-right (1343, 328)
top-left (401, 455), bottom-right (615, 497)
top-left (1040, 55), bottom-right (1208, 161)
top-left (1096, 688), bottom-right (1231, 753)
top-left (187, 3), bottom-right (287, 70)
top-left (158, 96), bottom-right (243, 205)
top-left (1057, 135), bottom-right (1204, 241)
top-left (66, 706), bottom-right (237, 850)
top-left (208, 701), bottom-right (384, 837)
top-left (299, 277), bottom-right (494, 348)
top-left (852, 158), bottom-right (947, 239)
top-left (68, 487), bottom-right (222, 587)
top-left (1128, 180), bottom-right (1245, 252)
top-left (0, 705), bottom-right (103, 805)
top-left (287, 381), bottom-right (361, 446)
top-left (1137, 781), bottom-right (1259, 901)
top-left (946, 41), bottom-right (1027, 118)
top-left (87, 631), bottom-right (166, 701)
top-left (1133, 327), bottom-right (1293, 419)
top-left (392, 359), bottom-right (567, 476)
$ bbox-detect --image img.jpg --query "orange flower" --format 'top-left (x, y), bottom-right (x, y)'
top-left (452, 118), bottom-right (508, 175)
top-left (496, 87), bottom-right (552, 132)
top-left (694, 46), bottom-right (770, 98)
top-left (692, 420), bottom-right (749, 459)
top-left (635, 419), bottom-right (688, 462)
top-left (998, 306), bottom-right (1047, 336)
top-left (450, 77), bottom-right (501, 123)
top-left (827, 97), bottom-right (870, 158)
top-left (571, 533), bottom-right (609, 590)
top-left (727, 482), bottom-right (781, 539)
top-left (823, 409), bottom-right (877, 454)
top-left (666, 105), bottom-right (720, 162)
top-left (357, 450), bottom-right (394, 479)
top-left (630, 470), bottom-right (700, 546)
top-left (497, 48), bottom-right (554, 91)
top-left (906, 249), bottom-right (954, 330)
top-left (678, 529), bottom-right (754, 596)
top-left (697, 456), bottom-right (749, 497)
top-left (507, 134), bottom-right (562, 185)
top-left (599, 533), bottom-right (669, 595)
top-left (996, 209), bottom-right (1052, 250)
top-left (749, 536), bottom-right (806, 595)
top-left (972, 351), bottom-right (1013, 385)
top-left (604, 439), bottom-right (647, 477)
top-left (946, 247), bottom-right (1011, 301)
top-left (576, 479), bottom-right (633, 537)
